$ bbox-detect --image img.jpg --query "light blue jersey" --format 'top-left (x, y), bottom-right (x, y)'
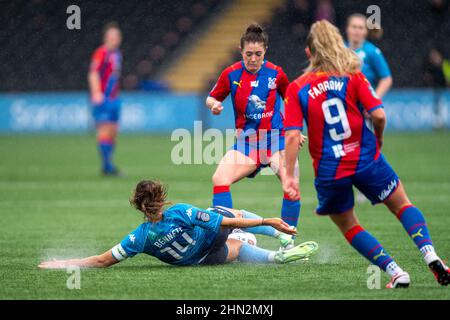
top-left (347, 40), bottom-right (391, 87)
top-left (111, 204), bottom-right (224, 266)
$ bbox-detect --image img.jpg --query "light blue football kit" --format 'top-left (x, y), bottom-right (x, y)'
top-left (112, 204), bottom-right (226, 266)
top-left (347, 40), bottom-right (391, 87)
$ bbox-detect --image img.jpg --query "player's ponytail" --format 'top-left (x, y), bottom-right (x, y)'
top-left (130, 180), bottom-right (171, 217)
top-left (305, 20), bottom-right (360, 75)
top-left (240, 23), bottom-right (268, 49)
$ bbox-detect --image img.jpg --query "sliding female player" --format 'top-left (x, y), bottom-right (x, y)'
top-left (88, 22), bottom-right (122, 176)
top-left (39, 180), bottom-right (318, 269)
top-left (283, 20), bottom-right (449, 288)
top-left (206, 23), bottom-right (305, 249)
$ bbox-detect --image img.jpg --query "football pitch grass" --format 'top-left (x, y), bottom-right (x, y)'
top-left (0, 132), bottom-right (449, 300)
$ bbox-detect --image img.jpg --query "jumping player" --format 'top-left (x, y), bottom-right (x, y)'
top-left (206, 23), bottom-right (305, 249)
top-left (39, 180), bottom-right (318, 269)
top-left (88, 22), bottom-right (123, 176)
top-left (282, 20), bottom-right (450, 288)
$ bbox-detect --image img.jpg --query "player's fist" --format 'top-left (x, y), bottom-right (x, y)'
top-left (91, 92), bottom-right (104, 105)
top-left (282, 176), bottom-right (300, 201)
top-left (210, 101), bottom-right (223, 115)
top-left (263, 218), bottom-right (297, 235)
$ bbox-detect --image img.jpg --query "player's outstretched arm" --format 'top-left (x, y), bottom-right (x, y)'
top-left (38, 249), bottom-right (119, 269)
top-left (221, 216), bottom-right (296, 236)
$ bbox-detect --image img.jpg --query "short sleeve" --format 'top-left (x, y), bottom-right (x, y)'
top-left (276, 67), bottom-right (290, 98)
top-left (284, 82), bottom-right (304, 131)
top-left (112, 224), bottom-right (147, 260)
top-left (176, 205), bottom-right (223, 233)
top-left (209, 69), bottom-right (231, 102)
top-left (89, 48), bottom-right (105, 73)
top-left (355, 72), bottom-right (383, 113)
top-left (371, 47), bottom-right (391, 79)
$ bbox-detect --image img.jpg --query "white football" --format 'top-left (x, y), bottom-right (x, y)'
top-left (228, 229), bottom-right (257, 246)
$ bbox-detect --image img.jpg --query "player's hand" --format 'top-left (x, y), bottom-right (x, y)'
top-left (378, 138), bottom-right (383, 149)
top-left (263, 218), bottom-right (297, 236)
top-left (38, 259), bottom-right (68, 269)
top-left (91, 92), bottom-right (104, 105)
top-left (299, 134), bottom-right (308, 148)
top-left (210, 101), bottom-right (223, 115)
top-left (282, 176), bottom-right (300, 201)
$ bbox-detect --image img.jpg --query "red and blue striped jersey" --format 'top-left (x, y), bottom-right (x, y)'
top-left (90, 46), bottom-right (122, 100)
top-left (209, 60), bottom-right (289, 133)
top-left (284, 71), bottom-right (383, 181)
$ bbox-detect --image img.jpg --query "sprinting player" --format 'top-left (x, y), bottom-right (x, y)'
top-left (346, 13), bottom-right (392, 98)
top-left (88, 22), bottom-right (123, 176)
top-left (39, 180), bottom-right (318, 269)
top-left (282, 20), bottom-right (450, 288)
top-left (206, 23), bottom-right (306, 249)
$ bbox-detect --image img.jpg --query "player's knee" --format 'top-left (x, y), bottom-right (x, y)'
top-left (226, 239), bottom-right (243, 262)
top-left (212, 171), bottom-right (231, 186)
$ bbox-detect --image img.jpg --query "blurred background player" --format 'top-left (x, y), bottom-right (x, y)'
top-left (283, 20), bottom-right (450, 288)
top-left (345, 13), bottom-right (392, 98)
top-left (88, 22), bottom-right (123, 176)
top-left (206, 24), bottom-right (305, 249)
top-left (39, 180), bottom-right (318, 268)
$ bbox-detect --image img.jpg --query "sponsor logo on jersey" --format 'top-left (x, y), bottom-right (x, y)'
top-left (196, 211), bottom-right (210, 222)
top-left (186, 207), bottom-right (193, 218)
top-left (332, 144), bottom-right (346, 158)
top-left (233, 80), bottom-right (242, 88)
top-left (378, 179), bottom-right (398, 201)
top-left (248, 95), bottom-right (266, 110)
top-left (251, 80), bottom-right (259, 87)
top-left (246, 95), bottom-right (272, 120)
top-left (268, 77), bottom-right (277, 89)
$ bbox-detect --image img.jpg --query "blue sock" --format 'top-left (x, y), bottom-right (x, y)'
top-left (397, 205), bottom-right (433, 252)
top-left (98, 139), bottom-right (114, 172)
top-left (345, 225), bottom-right (398, 273)
top-left (241, 210), bottom-right (279, 238)
top-left (237, 243), bottom-right (276, 264)
top-left (212, 185), bottom-right (232, 208)
top-left (281, 193), bottom-right (301, 229)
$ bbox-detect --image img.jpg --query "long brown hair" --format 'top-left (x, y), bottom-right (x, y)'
top-left (130, 180), bottom-right (170, 216)
top-left (306, 20), bottom-right (360, 74)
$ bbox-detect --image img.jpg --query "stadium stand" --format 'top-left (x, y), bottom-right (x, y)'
top-left (264, 0), bottom-right (450, 86)
top-left (0, 0), bottom-right (224, 91)
top-left (1, 0), bottom-right (449, 92)
top-left (161, 0), bottom-right (285, 92)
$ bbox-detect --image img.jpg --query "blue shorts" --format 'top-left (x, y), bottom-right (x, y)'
top-left (92, 99), bottom-right (121, 124)
top-left (200, 207), bottom-right (235, 265)
top-left (232, 130), bottom-right (285, 178)
top-left (315, 155), bottom-right (400, 215)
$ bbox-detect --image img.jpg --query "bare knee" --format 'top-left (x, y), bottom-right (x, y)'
top-left (226, 239), bottom-right (243, 262)
top-left (212, 170), bottom-right (232, 186)
top-left (330, 209), bottom-right (359, 234)
top-left (383, 182), bottom-right (411, 215)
